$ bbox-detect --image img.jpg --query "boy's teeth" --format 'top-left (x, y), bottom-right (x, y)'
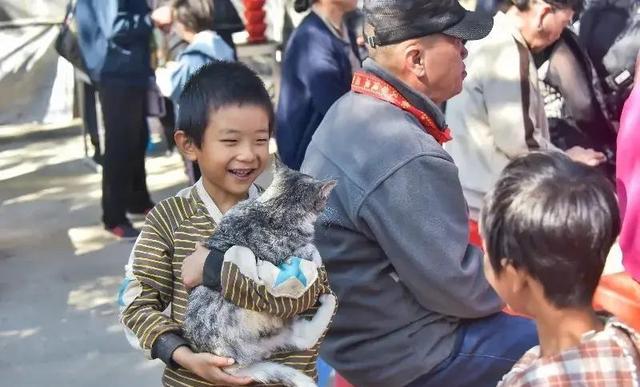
top-left (231, 169), bottom-right (252, 176)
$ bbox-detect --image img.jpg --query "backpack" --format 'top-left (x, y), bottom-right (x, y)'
top-left (55, 0), bottom-right (88, 78)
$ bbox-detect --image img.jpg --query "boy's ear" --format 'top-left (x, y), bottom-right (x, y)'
top-left (501, 258), bottom-right (528, 295)
top-left (174, 130), bottom-right (198, 161)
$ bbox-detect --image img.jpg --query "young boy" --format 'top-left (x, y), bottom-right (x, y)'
top-left (479, 151), bottom-right (640, 386)
top-left (120, 61), bottom-right (331, 386)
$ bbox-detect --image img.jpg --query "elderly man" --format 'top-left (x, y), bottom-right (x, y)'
top-left (300, 1), bottom-right (538, 386)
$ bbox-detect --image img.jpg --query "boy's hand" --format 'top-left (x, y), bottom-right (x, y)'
top-left (172, 346), bottom-right (252, 385)
top-left (182, 243), bottom-right (210, 289)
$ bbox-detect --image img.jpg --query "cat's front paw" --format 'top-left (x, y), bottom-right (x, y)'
top-left (318, 294), bottom-right (336, 311)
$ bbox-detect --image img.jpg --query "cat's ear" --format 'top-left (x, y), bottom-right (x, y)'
top-left (318, 180), bottom-right (337, 200)
top-left (273, 154), bottom-right (285, 171)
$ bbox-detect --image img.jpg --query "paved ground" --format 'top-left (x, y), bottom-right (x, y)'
top-left (0, 122), bottom-right (193, 386)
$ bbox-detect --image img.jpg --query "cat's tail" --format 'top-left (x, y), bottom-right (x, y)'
top-left (226, 361), bottom-right (316, 387)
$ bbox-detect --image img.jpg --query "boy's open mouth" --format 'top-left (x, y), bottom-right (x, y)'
top-left (229, 168), bottom-right (256, 179)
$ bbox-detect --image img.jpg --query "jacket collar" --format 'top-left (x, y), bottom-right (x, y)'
top-left (362, 58), bottom-right (448, 129)
top-left (191, 179), bottom-right (260, 224)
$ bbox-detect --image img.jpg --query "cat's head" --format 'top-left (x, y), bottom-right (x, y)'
top-left (258, 161), bottom-right (336, 215)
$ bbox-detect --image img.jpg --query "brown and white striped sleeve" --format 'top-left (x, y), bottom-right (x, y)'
top-left (221, 262), bottom-right (334, 320)
top-left (121, 203), bottom-right (182, 352)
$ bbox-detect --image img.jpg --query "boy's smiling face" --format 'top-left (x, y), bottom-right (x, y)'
top-left (188, 104), bottom-right (270, 209)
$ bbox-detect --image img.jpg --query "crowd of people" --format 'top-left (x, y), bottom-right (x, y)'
top-left (65, 0), bottom-right (640, 386)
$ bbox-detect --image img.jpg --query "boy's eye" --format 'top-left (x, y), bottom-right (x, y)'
top-left (256, 138), bottom-right (269, 144)
top-left (221, 139), bottom-right (238, 144)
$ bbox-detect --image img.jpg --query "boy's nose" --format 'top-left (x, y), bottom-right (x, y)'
top-left (236, 144), bottom-right (257, 162)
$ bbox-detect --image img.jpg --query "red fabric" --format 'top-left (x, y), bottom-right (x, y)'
top-left (593, 273), bottom-right (640, 331)
top-left (334, 374), bottom-right (353, 387)
top-left (468, 220), bottom-right (483, 248)
top-left (351, 71), bottom-right (453, 145)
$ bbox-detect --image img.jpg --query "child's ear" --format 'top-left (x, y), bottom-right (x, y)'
top-left (174, 130), bottom-right (198, 161)
top-left (501, 259), bottom-right (528, 295)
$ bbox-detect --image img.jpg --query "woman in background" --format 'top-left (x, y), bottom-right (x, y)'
top-left (276, 0), bottom-right (360, 170)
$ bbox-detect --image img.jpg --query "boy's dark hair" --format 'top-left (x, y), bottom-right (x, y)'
top-left (480, 151), bottom-right (620, 308)
top-left (172, 0), bottom-right (214, 33)
top-left (177, 60), bottom-right (274, 148)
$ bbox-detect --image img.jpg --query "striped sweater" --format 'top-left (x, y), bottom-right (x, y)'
top-left (121, 180), bottom-right (332, 386)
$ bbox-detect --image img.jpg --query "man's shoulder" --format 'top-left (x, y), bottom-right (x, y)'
top-left (306, 92), bottom-right (454, 193)
top-left (323, 92), bottom-right (451, 156)
top-left (288, 14), bottom-right (337, 50)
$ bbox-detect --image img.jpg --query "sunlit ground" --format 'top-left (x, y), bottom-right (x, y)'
top-left (0, 121), bottom-right (182, 386)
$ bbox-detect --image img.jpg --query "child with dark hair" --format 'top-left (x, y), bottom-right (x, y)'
top-left (120, 61), bottom-right (329, 386)
top-left (479, 151), bottom-right (640, 386)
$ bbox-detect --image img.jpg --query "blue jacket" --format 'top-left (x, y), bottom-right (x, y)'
top-left (276, 12), bottom-right (360, 170)
top-left (168, 31), bottom-right (234, 104)
top-left (76, 0), bottom-right (152, 87)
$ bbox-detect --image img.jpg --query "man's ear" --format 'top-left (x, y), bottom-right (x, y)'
top-left (537, 2), bottom-right (554, 30)
top-left (174, 130), bottom-right (198, 161)
top-left (403, 41), bottom-right (426, 78)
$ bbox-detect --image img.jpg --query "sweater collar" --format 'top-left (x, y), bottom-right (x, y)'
top-left (191, 179), bottom-right (260, 224)
top-left (362, 58), bottom-right (448, 129)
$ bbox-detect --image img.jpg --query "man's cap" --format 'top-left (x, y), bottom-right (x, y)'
top-left (364, 0), bottom-right (494, 47)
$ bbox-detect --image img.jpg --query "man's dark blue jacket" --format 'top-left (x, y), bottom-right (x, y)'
top-left (76, 0), bottom-right (152, 87)
top-left (276, 12), bottom-right (360, 170)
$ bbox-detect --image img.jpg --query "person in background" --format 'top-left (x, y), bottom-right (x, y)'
top-left (76, 0), bottom-right (169, 238)
top-left (617, 54), bottom-right (640, 282)
top-left (276, 0), bottom-right (361, 170)
top-left (578, 0), bottom-right (634, 117)
top-left (479, 151), bottom-right (639, 386)
top-left (445, 0), bottom-right (606, 223)
top-left (151, 0), bottom-right (243, 58)
top-left (535, 27), bottom-right (617, 178)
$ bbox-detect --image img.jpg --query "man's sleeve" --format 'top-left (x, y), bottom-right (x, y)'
top-left (120, 205), bottom-right (187, 366)
top-left (358, 153), bottom-right (503, 318)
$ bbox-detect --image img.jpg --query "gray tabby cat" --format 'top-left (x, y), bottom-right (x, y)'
top-left (182, 165), bottom-right (337, 387)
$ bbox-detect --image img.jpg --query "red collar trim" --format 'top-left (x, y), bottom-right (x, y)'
top-left (351, 71), bottom-right (453, 145)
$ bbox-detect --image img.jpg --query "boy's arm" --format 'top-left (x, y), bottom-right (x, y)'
top-left (120, 206), bottom-right (186, 366)
top-left (183, 245), bottom-right (331, 318)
